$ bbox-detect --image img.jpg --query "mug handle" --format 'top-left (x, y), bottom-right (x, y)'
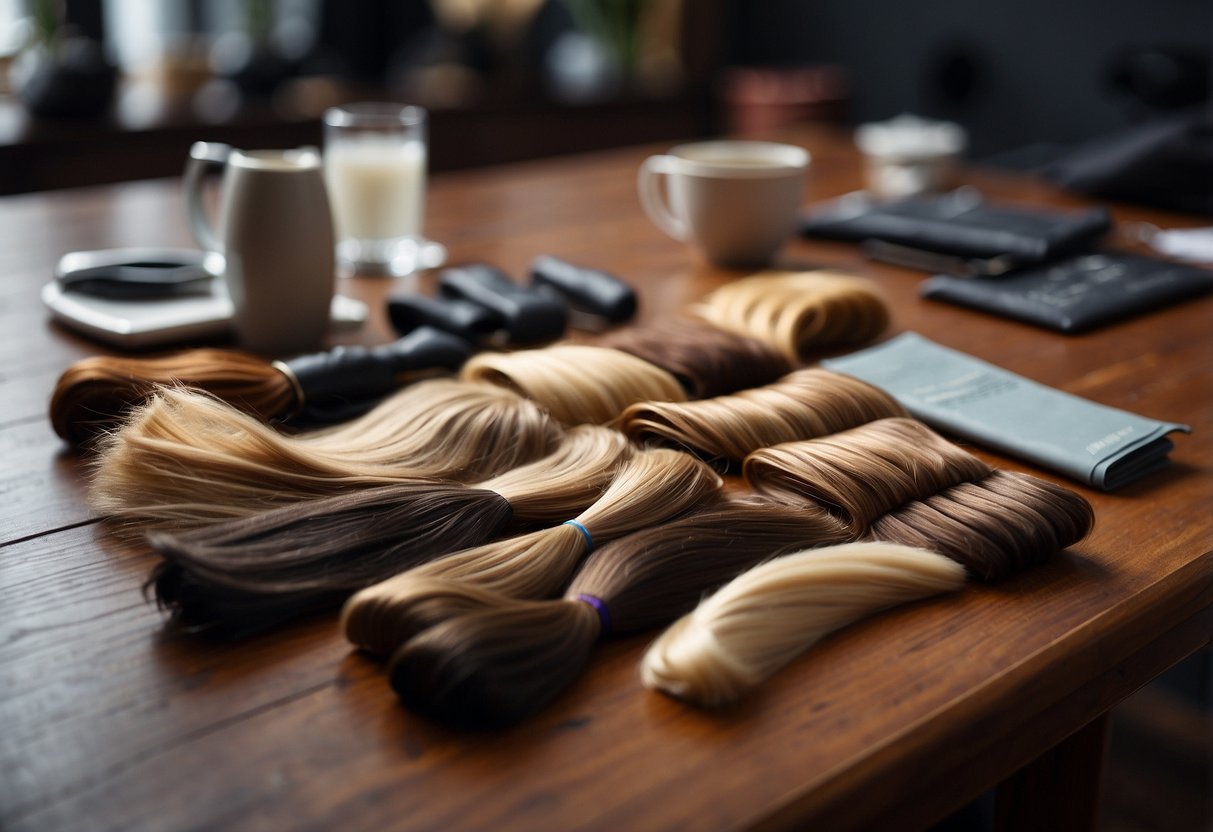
top-left (637, 155), bottom-right (689, 242)
top-left (184, 141), bottom-right (232, 254)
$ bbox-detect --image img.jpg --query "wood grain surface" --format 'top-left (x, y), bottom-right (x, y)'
top-left (0, 124), bottom-right (1210, 832)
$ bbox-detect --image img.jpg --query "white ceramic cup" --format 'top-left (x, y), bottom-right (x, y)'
top-left (638, 140), bottom-right (809, 267)
top-left (185, 141), bottom-right (336, 355)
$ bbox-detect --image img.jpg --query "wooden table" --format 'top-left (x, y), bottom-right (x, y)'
top-left (1, 124), bottom-right (1210, 832)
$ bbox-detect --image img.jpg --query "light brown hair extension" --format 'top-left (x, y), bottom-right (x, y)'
top-left (621, 368), bottom-right (908, 465)
top-left (460, 344), bottom-right (687, 425)
top-left (144, 426), bottom-right (632, 636)
top-left (869, 470), bottom-right (1094, 581)
top-left (640, 542), bottom-right (965, 707)
top-left (595, 318), bottom-right (793, 399)
top-left (696, 270), bottom-right (889, 361)
top-left (90, 380), bottom-right (561, 526)
top-left (341, 448), bottom-right (723, 657)
top-left (50, 349), bottom-right (292, 446)
top-left (743, 418), bottom-right (992, 536)
top-left (380, 496), bottom-right (851, 728)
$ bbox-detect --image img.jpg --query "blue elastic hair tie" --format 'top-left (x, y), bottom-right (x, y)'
top-left (575, 594), bottom-right (612, 638)
top-left (562, 519), bottom-right (594, 552)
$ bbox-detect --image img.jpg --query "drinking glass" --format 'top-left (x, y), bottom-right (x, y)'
top-left (323, 103), bottom-right (441, 276)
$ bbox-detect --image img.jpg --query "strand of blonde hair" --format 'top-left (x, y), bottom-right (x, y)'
top-left (640, 541), bottom-right (964, 707)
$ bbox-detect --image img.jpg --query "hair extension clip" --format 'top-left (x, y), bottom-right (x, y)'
top-left (439, 264), bottom-right (568, 345)
top-left (529, 255), bottom-right (637, 326)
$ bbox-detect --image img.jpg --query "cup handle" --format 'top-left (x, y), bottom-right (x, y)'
top-left (638, 155), bottom-right (689, 242)
top-left (184, 141), bottom-right (232, 254)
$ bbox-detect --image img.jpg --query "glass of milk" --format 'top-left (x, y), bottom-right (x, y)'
top-left (323, 103), bottom-right (429, 276)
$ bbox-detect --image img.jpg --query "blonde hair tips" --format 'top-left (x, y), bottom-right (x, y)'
top-left (90, 380), bottom-right (561, 526)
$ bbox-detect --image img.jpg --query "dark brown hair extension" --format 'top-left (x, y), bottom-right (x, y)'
top-left (144, 426), bottom-right (630, 636)
top-left (381, 496), bottom-right (851, 728)
top-left (621, 368), bottom-right (907, 465)
top-left (869, 470), bottom-right (1094, 581)
top-left (595, 318), bottom-right (793, 399)
top-left (50, 350), bottom-right (293, 446)
top-left (743, 418), bottom-right (992, 536)
top-left (149, 483), bottom-right (512, 638)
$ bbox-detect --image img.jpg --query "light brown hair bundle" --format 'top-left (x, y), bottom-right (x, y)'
top-left (145, 426), bottom-right (631, 636)
top-left (696, 270), bottom-right (889, 361)
top-left (342, 448), bottom-right (723, 657)
top-left (869, 470), bottom-right (1094, 581)
top-left (621, 368), bottom-right (907, 464)
top-left (50, 349), bottom-right (291, 446)
top-left (640, 542), bottom-right (966, 707)
top-left (460, 344), bottom-right (686, 424)
top-left (743, 418), bottom-right (993, 535)
top-left (595, 318), bottom-right (793, 399)
top-left (90, 380), bottom-right (561, 526)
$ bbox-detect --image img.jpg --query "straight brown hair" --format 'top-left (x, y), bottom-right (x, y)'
top-left (595, 318), bottom-right (792, 399)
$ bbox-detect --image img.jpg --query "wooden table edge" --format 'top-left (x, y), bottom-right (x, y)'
top-left (741, 547), bottom-right (1213, 831)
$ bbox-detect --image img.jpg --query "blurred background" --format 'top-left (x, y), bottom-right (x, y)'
top-left (0, 0), bottom-right (1208, 196)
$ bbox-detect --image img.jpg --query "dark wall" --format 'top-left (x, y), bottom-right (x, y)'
top-left (728, 0), bottom-right (1212, 156)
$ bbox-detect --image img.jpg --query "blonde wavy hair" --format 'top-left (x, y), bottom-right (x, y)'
top-left (696, 270), bottom-right (889, 361)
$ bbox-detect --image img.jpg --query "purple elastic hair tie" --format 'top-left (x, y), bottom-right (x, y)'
top-left (574, 594), bottom-right (612, 639)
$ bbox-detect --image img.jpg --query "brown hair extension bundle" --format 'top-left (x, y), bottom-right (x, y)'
top-left (621, 368), bottom-right (907, 464)
top-left (594, 318), bottom-right (793, 399)
top-left (869, 470), bottom-right (1094, 581)
top-left (50, 328), bottom-right (472, 446)
top-left (145, 426), bottom-right (631, 636)
top-left (376, 496), bottom-right (851, 728)
top-left (696, 271), bottom-right (889, 361)
top-left (50, 349), bottom-right (291, 446)
top-left (460, 344), bottom-right (686, 425)
top-left (341, 448), bottom-right (723, 657)
top-left (743, 418), bottom-right (992, 536)
top-left (640, 542), bottom-right (965, 707)
top-left (90, 380), bottom-right (561, 526)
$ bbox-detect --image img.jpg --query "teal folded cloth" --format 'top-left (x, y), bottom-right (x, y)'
top-left (822, 332), bottom-right (1190, 490)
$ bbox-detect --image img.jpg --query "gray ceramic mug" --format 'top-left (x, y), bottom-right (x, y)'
top-left (185, 142), bottom-right (335, 355)
top-left (638, 141), bottom-right (809, 268)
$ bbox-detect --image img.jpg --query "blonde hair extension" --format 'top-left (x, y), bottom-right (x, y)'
top-left (380, 496), bottom-right (851, 728)
top-left (621, 368), bottom-right (907, 464)
top-left (90, 380), bottom-right (561, 526)
top-left (342, 448), bottom-right (723, 657)
top-left (640, 542), bottom-right (965, 707)
top-left (696, 271), bottom-right (889, 361)
top-left (743, 418), bottom-right (992, 535)
top-left (461, 344), bottom-right (686, 425)
top-left (146, 425), bottom-right (632, 636)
